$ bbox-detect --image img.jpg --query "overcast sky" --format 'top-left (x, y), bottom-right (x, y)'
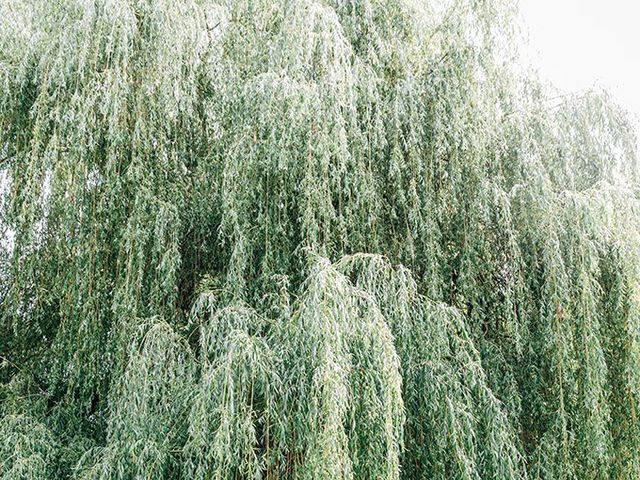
top-left (520, 0), bottom-right (640, 120)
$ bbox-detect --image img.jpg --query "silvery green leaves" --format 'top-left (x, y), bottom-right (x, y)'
top-left (2, 0), bottom-right (640, 479)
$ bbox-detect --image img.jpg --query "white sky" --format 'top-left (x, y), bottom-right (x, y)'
top-left (520, 0), bottom-right (640, 120)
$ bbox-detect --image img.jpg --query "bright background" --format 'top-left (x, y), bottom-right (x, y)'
top-left (520, 0), bottom-right (640, 120)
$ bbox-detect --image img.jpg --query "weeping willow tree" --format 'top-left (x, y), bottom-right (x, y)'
top-left (1, 0), bottom-right (640, 478)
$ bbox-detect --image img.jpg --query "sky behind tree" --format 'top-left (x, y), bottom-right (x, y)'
top-left (521, 0), bottom-right (640, 119)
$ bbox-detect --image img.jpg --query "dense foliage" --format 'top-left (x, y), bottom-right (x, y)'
top-left (1, 0), bottom-right (639, 478)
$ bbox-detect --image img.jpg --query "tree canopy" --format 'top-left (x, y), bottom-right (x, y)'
top-left (1, 0), bottom-right (639, 479)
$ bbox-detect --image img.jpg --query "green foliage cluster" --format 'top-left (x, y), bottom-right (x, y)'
top-left (1, 0), bottom-right (639, 478)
